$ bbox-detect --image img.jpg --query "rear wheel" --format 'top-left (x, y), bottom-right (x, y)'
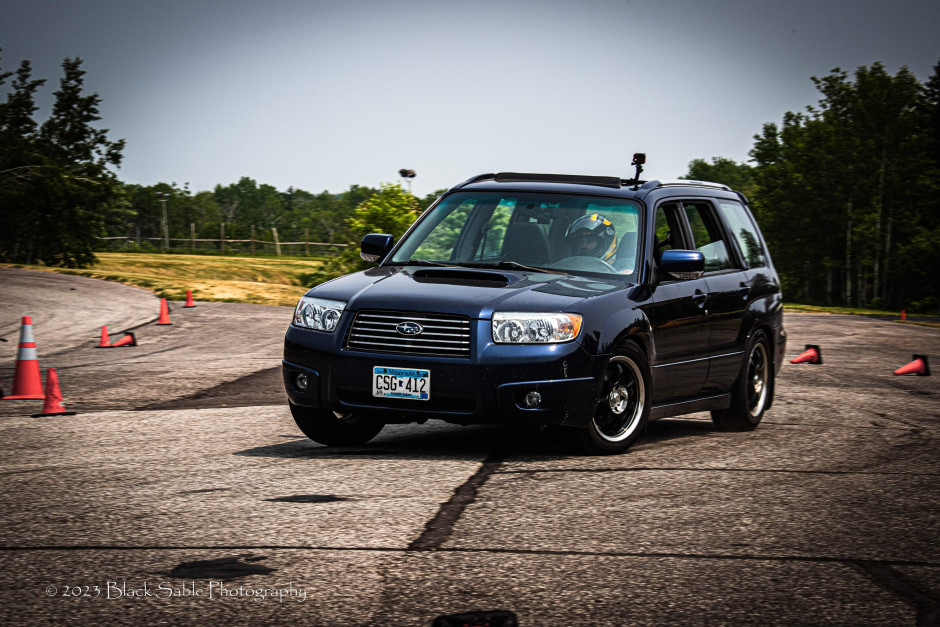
top-left (577, 341), bottom-right (651, 455)
top-left (289, 402), bottom-right (385, 446)
top-left (711, 329), bottom-right (772, 431)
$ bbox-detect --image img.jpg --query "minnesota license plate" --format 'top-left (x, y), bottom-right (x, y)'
top-left (372, 366), bottom-right (430, 400)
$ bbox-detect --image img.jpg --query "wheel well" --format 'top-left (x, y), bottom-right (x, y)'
top-left (610, 329), bottom-right (650, 363)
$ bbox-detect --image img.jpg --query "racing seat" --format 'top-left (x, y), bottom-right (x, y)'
top-left (501, 221), bottom-right (552, 265)
top-left (613, 231), bottom-right (638, 272)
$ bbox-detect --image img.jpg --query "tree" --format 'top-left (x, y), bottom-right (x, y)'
top-left (749, 62), bottom-right (940, 311)
top-left (680, 157), bottom-right (756, 197)
top-left (346, 183), bottom-right (420, 243)
top-left (0, 56), bottom-right (124, 267)
top-left (312, 183), bottom-right (420, 281)
top-left (0, 56), bottom-right (45, 262)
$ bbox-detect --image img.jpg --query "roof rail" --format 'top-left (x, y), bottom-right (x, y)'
top-left (653, 179), bottom-right (732, 191)
top-left (452, 173), bottom-right (496, 189)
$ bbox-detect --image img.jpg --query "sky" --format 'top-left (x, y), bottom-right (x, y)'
top-left (2, 0), bottom-right (938, 197)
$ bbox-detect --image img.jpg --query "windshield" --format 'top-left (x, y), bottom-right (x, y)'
top-left (390, 192), bottom-right (641, 277)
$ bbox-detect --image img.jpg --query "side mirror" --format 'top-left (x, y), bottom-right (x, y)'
top-left (360, 233), bottom-right (395, 263)
top-left (658, 249), bottom-right (704, 280)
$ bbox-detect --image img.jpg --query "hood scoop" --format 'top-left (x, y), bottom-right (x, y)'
top-left (412, 267), bottom-right (521, 286)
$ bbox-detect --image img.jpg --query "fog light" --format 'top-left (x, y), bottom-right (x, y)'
top-left (295, 373), bottom-right (308, 391)
top-left (524, 390), bottom-right (542, 408)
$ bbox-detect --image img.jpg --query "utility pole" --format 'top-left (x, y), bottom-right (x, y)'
top-left (398, 169), bottom-right (416, 194)
top-left (156, 192), bottom-right (171, 251)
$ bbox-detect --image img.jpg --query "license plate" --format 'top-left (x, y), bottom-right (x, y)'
top-left (372, 366), bottom-right (430, 400)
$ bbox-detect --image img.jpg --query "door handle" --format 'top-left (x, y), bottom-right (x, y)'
top-left (738, 282), bottom-right (751, 300)
top-left (692, 289), bottom-right (708, 308)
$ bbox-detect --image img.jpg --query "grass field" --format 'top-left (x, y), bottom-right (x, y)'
top-left (1, 252), bottom-right (331, 307)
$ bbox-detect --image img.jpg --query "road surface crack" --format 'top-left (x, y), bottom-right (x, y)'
top-left (407, 451), bottom-right (504, 551)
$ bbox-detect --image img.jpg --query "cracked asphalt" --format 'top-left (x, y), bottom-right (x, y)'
top-left (0, 266), bottom-right (938, 626)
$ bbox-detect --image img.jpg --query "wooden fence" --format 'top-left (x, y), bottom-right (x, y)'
top-left (97, 225), bottom-right (348, 256)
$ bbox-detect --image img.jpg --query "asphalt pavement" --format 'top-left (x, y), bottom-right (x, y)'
top-left (0, 267), bottom-right (938, 626)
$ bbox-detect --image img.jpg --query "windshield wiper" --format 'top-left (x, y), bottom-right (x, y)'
top-left (387, 259), bottom-right (452, 267)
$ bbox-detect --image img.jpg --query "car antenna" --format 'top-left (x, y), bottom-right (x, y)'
top-left (630, 152), bottom-right (646, 190)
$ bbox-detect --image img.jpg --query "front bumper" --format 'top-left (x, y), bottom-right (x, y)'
top-left (283, 321), bottom-right (601, 428)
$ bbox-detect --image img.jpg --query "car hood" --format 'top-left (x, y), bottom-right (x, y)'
top-left (306, 265), bottom-right (632, 317)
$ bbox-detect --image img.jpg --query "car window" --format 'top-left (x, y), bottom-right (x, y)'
top-left (484, 199), bottom-right (515, 257)
top-left (411, 199), bottom-right (477, 261)
top-left (681, 201), bottom-right (734, 272)
top-left (717, 200), bottom-right (766, 268)
top-left (390, 192), bottom-right (641, 276)
top-left (653, 202), bottom-right (691, 262)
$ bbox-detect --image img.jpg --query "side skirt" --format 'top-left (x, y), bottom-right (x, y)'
top-left (650, 393), bottom-right (731, 420)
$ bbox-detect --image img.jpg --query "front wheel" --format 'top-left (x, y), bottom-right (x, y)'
top-left (577, 341), bottom-right (651, 455)
top-left (289, 402), bottom-right (385, 446)
top-left (711, 329), bottom-right (773, 431)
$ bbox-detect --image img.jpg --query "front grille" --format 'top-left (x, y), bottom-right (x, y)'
top-left (346, 310), bottom-right (472, 358)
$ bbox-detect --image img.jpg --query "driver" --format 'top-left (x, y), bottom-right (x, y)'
top-left (565, 213), bottom-right (617, 260)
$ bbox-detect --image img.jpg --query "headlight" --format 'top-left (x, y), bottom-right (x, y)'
top-left (293, 296), bottom-right (346, 332)
top-left (492, 312), bottom-right (582, 344)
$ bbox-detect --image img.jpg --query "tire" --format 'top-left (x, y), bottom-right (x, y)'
top-left (577, 341), bottom-right (651, 455)
top-left (711, 329), bottom-right (773, 431)
top-left (289, 402), bottom-right (385, 446)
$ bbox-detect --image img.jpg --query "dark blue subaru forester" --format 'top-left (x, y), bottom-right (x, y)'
top-left (283, 169), bottom-right (785, 454)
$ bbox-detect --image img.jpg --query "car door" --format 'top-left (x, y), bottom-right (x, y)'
top-left (647, 201), bottom-right (711, 403)
top-left (678, 198), bottom-right (752, 394)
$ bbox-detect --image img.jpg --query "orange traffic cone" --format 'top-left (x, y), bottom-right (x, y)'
top-left (110, 332), bottom-right (137, 348)
top-left (183, 289), bottom-right (196, 308)
top-left (31, 368), bottom-right (76, 417)
top-left (157, 298), bottom-right (172, 325)
top-left (790, 344), bottom-right (822, 365)
top-left (894, 354), bottom-right (930, 376)
top-left (2, 316), bottom-right (45, 400)
top-left (900, 310), bottom-right (907, 321)
top-left (97, 325), bottom-right (112, 348)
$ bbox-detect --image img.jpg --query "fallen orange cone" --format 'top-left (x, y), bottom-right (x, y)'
top-left (110, 332), bottom-right (137, 348)
top-left (183, 289), bottom-right (196, 308)
top-left (157, 298), bottom-right (172, 325)
top-left (894, 354), bottom-right (930, 376)
top-left (790, 344), bottom-right (822, 365)
top-left (31, 368), bottom-right (76, 417)
top-left (97, 325), bottom-right (111, 348)
top-left (2, 316), bottom-right (45, 400)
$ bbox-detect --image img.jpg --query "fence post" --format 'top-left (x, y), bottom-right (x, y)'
top-left (161, 219), bottom-right (166, 252)
top-left (190, 223), bottom-right (195, 252)
top-left (272, 227), bottom-right (281, 256)
top-left (304, 228), bottom-right (309, 256)
top-left (220, 222), bottom-right (225, 254)
top-left (251, 225), bottom-right (256, 255)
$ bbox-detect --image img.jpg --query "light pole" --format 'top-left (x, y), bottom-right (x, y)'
top-left (398, 169), bottom-right (416, 194)
top-left (156, 192), bottom-right (170, 251)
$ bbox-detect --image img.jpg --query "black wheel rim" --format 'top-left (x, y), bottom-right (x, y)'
top-left (746, 341), bottom-right (769, 417)
top-left (593, 356), bottom-right (645, 442)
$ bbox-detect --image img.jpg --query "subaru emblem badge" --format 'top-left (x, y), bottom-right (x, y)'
top-left (396, 321), bottom-right (423, 336)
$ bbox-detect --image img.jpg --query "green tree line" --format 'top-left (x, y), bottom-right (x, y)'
top-left (106, 177), bottom-right (436, 251)
top-left (685, 61), bottom-right (940, 312)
